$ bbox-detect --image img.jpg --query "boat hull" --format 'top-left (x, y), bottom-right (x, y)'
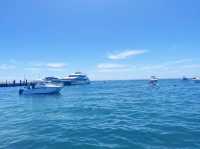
top-left (149, 79), bottom-right (158, 84)
top-left (20, 87), bottom-right (63, 95)
top-left (194, 80), bottom-right (200, 83)
top-left (60, 80), bottom-right (90, 86)
top-left (70, 80), bottom-right (90, 85)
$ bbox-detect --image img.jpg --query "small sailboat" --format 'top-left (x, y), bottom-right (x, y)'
top-left (19, 82), bottom-right (64, 95)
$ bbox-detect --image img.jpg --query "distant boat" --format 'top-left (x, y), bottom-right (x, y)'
top-left (149, 76), bottom-right (158, 84)
top-left (19, 82), bottom-right (64, 95)
top-left (43, 77), bottom-right (60, 82)
top-left (182, 76), bottom-right (189, 81)
top-left (192, 77), bottom-right (200, 83)
top-left (59, 72), bottom-right (90, 85)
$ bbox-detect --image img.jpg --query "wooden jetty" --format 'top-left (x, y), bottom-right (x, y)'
top-left (0, 80), bottom-right (29, 87)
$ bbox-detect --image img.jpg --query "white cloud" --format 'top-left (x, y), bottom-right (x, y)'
top-left (108, 49), bottom-right (147, 60)
top-left (98, 68), bottom-right (131, 72)
top-left (140, 59), bottom-right (193, 71)
top-left (0, 64), bottom-right (16, 70)
top-left (31, 62), bottom-right (44, 67)
top-left (24, 67), bottom-right (41, 71)
top-left (167, 59), bottom-right (192, 65)
top-left (97, 63), bottom-right (127, 69)
top-left (30, 62), bottom-right (67, 69)
top-left (97, 63), bottom-right (131, 73)
top-left (181, 64), bottom-right (200, 69)
top-left (47, 63), bottom-right (67, 69)
top-left (9, 59), bottom-right (17, 64)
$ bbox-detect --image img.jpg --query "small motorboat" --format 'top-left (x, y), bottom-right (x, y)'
top-left (19, 82), bottom-right (64, 95)
top-left (149, 76), bottom-right (158, 84)
top-left (182, 76), bottom-right (189, 81)
top-left (192, 77), bottom-right (200, 83)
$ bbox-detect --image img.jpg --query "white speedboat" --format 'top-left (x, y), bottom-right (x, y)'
top-left (192, 77), bottom-right (200, 83)
top-left (60, 72), bottom-right (90, 85)
top-left (149, 76), bottom-right (158, 84)
top-left (19, 82), bottom-right (64, 95)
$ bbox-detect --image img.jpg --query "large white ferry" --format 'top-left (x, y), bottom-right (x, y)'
top-left (60, 72), bottom-right (90, 85)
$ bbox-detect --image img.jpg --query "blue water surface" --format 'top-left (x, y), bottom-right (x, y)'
top-left (0, 80), bottom-right (200, 149)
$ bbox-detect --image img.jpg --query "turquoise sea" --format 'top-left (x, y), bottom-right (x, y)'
top-left (0, 80), bottom-right (200, 149)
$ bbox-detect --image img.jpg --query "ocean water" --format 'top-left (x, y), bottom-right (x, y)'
top-left (0, 80), bottom-right (200, 149)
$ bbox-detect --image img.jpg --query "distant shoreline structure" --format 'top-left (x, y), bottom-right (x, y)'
top-left (0, 72), bottom-right (91, 87)
top-left (0, 80), bottom-right (29, 87)
top-left (0, 76), bottom-right (199, 87)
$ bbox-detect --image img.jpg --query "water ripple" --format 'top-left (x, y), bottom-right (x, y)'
top-left (0, 80), bottom-right (200, 149)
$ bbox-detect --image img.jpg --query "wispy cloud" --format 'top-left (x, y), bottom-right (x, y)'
top-left (139, 59), bottom-right (194, 71)
top-left (181, 64), bottom-right (200, 69)
top-left (166, 59), bottom-right (192, 65)
top-left (47, 63), bottom-right (67, 69)
top-left (97, 63), bottom-right (127, 69)
top-left (108, 49), bottom-right (147, 60)
top-left (30, 62), bottom-right (67, 69)
top-left (24, 67), bottom-right (41, 71)
top-left (97, 58), bottom-right (192, 73)
top-left (98, 68), bottom-right (131, 72)
top-left (9, 59), bottom-right (18, 64)
top-left (24, 62), bottom-right (67, 73)
top-left (97, 63), bottom-right (131, 72)
top-left (0, 64), bottom-right (16, 70)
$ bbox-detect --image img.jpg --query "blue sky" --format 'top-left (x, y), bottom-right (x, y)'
top-left (0, 0), bottom-right (200, 80)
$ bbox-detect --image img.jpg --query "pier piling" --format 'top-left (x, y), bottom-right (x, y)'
top-left (0, 80), bottom-right (31, 87)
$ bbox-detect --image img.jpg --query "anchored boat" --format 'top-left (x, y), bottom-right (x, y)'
top-left (149, 76), bottom-right (159, 84)
top-left (182, 76), bottom-right (189, 81)
top-left (192, 77), bottom-right (200, 83)
top-left (60, 72), bottom-right (90, 85)
top-left (19, 82), bottom-right (64, 95)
